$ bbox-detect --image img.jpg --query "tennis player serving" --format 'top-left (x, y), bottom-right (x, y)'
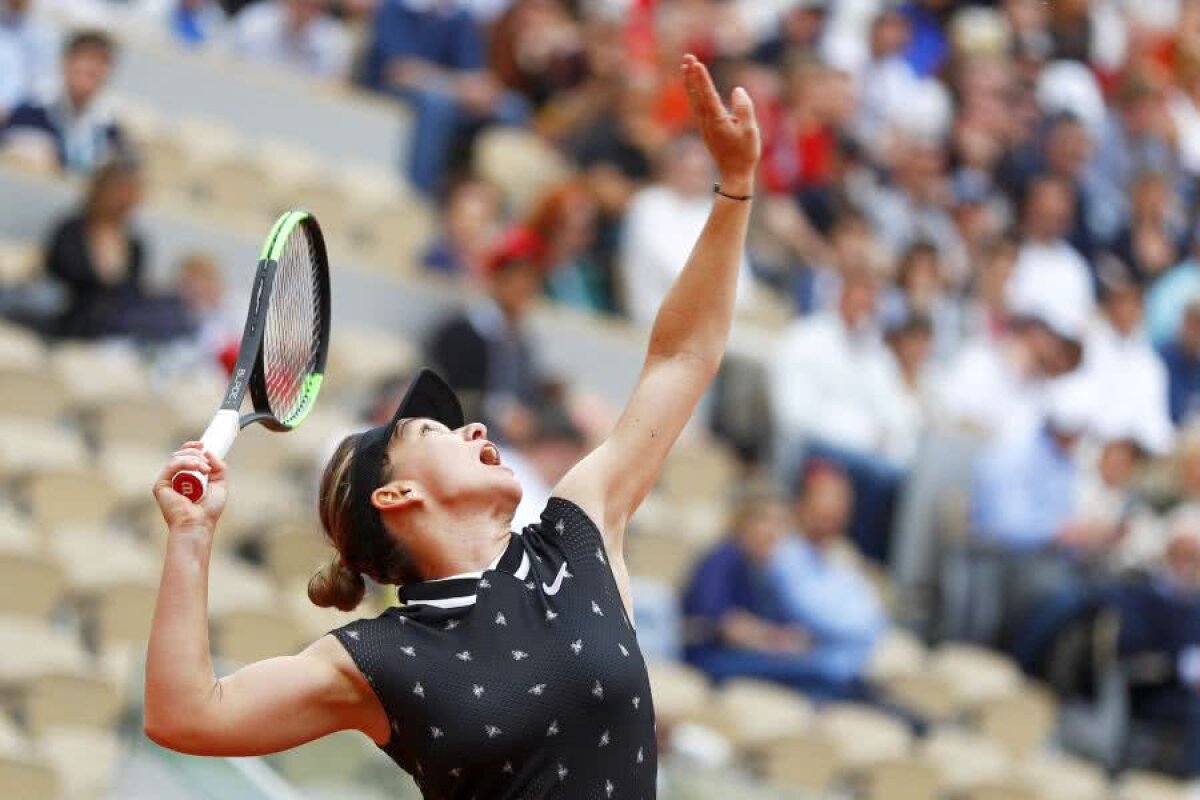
top-left (146, 55), bottom-right (759, 799)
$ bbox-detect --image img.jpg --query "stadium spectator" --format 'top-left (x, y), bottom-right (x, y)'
top-left (231, 0), bottom-right (352, 79)
top-left (881, 240), bottom-right (961, 362)
top-left (42, 157), bottom-right (148, 339)
top-left (1146, 228), bottom-right (1200, 348)
top-left (0, 0), bottom-right (60, 115)
top-left (420, 175), bottom-right (503, 280)
top-left (1109, 170), bottom-right (1187, 286)
top-left (0, 29), bottom-right (126, 174)
top-left (618, 133), bottom-right (754, 325)
top-left (884, 311), bottom-right (935, 468)
top-left (766, 463), bottom-right (887, 700)
top-left (769, 266), bottom-right (909, 562)
top-left (520, 179), bottom-right (607, 314)
top-left (750, 0), bottom-right (827, 69)
top-left (487, 0), bottom-right (584, 109)
top-left (681, 486), bottom-right (812, 690)
top-left (1160, 297), bottom-right (1200, 427)
top-left (855, 5), bottom-right (919, 149)
top-left (1114, 512), bottom-right (1200, 778)
top-left (363, 0), bottom-right (529, 196)
top-left (174, 251), bottom-right (237, 366)
top-left (1076, 260), bottom-right (1173, 452)
top-left (427, 227), bottom-right (549, 443)
top-left (969, 376), bottom-right (1093, 553)
top-left (1007, 174), bottom-right (1095, 330)
top-left (149, 0), bottom-right (227, 48)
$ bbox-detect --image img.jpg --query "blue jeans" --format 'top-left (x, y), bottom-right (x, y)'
top-left (397, 86), bottom-right (530, 197)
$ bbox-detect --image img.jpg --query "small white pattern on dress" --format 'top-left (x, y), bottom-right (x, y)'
top-left (570, 639), bottom-right (583, 655)
top-left (546, 719), bottom-right (559, 737)
top-left (528, 683), bottom-right (546, 696)
top-left (413, 682), bottom-right (424, 698)
top-left (456, 650), bottom-right (472, 661)
top-left (495, 612), bottom-right (507, 626)
top-left (591, 601), bottom-right (604, 616)
top-left (512, 650), bottom-right (528, 660)
top-left (472, 684), bottom-right (485, 698)
top-left (599, 730), bottom-right (610, 747)
top-left (400, 646), bottom-right (416, 657)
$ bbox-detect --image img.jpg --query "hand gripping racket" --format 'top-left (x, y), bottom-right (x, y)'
top-left (172, 209), bottom-right (331, 501)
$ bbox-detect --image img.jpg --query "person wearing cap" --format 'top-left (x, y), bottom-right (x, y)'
top-left (144, 55), bottom-right (759, 799)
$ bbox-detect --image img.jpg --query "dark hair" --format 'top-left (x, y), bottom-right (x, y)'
top-left (82, 157), bottom-right (141, 220)
top-left (65, 29), bottom-right (116, 61)
top-left (309, 433), bottom-right (421, 611)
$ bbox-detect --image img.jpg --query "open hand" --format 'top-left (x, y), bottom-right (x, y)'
top-left (681, 54), bottom-right (760, 196)
top-left (152, 441), bottom-right (228, 535)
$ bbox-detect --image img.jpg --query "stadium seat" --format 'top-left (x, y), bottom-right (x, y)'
top-left (0, 418), bottom-right (87, 478)
top-left (972, 685), bottom-right (1058, 759)
top-left (0, 617), bottom-right (91, 688)
top-left (0, 751), bottom-right (59, 800)
top-left (88, 397), bottom-right (183, 452)
top-left (707, 678), bottom-right (813, 749)
top-left (880, 671), bottom-right (961, 722)
top-left (658, 445), bottom-right (740, 508)
top-left (919, 726), bottom-right (1012, 792)
top-left (0, 550), bottom-right (66, 621)
top-left (216, 607), bottom-right (307, 664)
top-left (0, 323), bottom-right (46, 370)
top-left (281, 579), bottom-right (365, 642)
top-left (96, 444), bottom-right (166, 507)
top-left (89, 578), bottom-right (158, 657)
top-left (624, 529), bottom-right (704, 591)
top-left (1015, 752), bottom-right (1109, 800)
top-left (162, 370), bottom-right (233, 433)
top-left (263, 519), bottom-right (334, 587)
top-left (216, 469), bottom-right (308, 547)
top-left (929, 643), bottom-right (1023, 710)
top-left (221, 423), bottom-right (301, 474)
top-left (0, 239), bottom-right (41, 285)
top-left (36, 727), bottom-right (120, 800)
top-left (47, 529), bottom-right (159, 596)
top-left (0, 368), bottom-right (67, 420)
top-left (866, 628), bottom-right (929, 683)
top-left (207, 552), bottom-right (278, 617)
top-left (816, 703), bottom-right (913, 770)
top-left (324, 323), bottom-right (418, 394)
top-left (24, 672), bottom-right (122, 737)
top-left (1116, 771), bottom-right (1192, 800)
top-left (646, 661), bottom-right (710, 723)
top-left (473, 128), bottom-right (571, 216)
top-left (49, 345), bottom-right (150, 409)
top-left (756, 732), bottom-right (841, 794)
top-left (26, 471), bottom-right (121, 532)
top-left (281, 407), bottom-right (358, 465)
top-left (347, 199), bottom-right (436, 274)
top-left (860, 756), bottom-right (940, 800)
top-left (960, 782), bottom-right (1038, 800)
top-left (0, 504), bottom-right (38, 552)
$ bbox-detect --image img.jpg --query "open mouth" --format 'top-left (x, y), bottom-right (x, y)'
top-left (480, 443), bottom-right (502, 466)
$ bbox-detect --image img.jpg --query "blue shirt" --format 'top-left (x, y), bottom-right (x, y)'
top-left (1159, 339), bottom-right (1200, 426)
top-left (970, 427), bottom-right (1077, 550)
top-left (1145, 261), bottom-right (1200, 347)
top-left (681, 542), bottom-right (790, 661)
top-left (766, 536), bottom-right (886, 682)
top-left (363, 0), bottom-right (484, 92)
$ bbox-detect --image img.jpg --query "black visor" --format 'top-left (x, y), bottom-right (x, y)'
top-left (347, 368), bottom-right (465, 564)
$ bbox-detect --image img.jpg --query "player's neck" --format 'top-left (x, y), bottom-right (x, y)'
top-left (411, 506), bottom-right (512, 582)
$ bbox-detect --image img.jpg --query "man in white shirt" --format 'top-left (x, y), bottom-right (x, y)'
top-left (232, 0), bottom-right (351, 80)
top-left (0, 0), bottom-right (59, 115)
top-left (619, 133), bottom-right (755, 325)
top-left (1007, 174), bottom-right (1096, 333)
top-left (1078, 262), bottom-right (1174, 453)
top-left (768, 266), bottom-right (908, 562)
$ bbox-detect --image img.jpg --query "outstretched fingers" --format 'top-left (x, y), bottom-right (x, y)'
top-left (682, 54), bottom-right (727, 123)
top-left (730, 86), bottom-right (757, 130)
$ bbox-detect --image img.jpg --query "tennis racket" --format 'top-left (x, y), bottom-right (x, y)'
top-left (172, 209), bottom-right (331, 501)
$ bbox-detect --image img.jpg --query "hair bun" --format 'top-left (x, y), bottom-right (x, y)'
top-left (308, 557), bottom-right (366, 612)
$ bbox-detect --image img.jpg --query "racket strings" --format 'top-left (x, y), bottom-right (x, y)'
top-left (263, 223), bottom-right (322, 425)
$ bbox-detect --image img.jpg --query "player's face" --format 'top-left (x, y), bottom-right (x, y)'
top-left (386, 418), bottom-right (523, 512)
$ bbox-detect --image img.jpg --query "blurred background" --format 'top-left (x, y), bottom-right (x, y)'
top-left (2, 0), bottom-right (1200, 798)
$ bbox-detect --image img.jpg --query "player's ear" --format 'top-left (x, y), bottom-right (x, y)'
top-left (372, 481), bottom-right (421, 512)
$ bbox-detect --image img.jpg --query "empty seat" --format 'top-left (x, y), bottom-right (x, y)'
top-left (1116, 771), bottom-right (1192, 800)
top-left (207, 553), bottom-right (277, 617)
top-left (24, 672), bottom-right (122, 736)
top-left (220, 424), bottom-right (300, 474)
top-left (658, 445), bottom-right (739, 507)
top-left (282, 579), bottom-right (365, 641)
top-left (26, 470), bottom-right (120, 532)
top-left (281, 407), bottom-right (357, 465)
top-left (0, 369), bottom-right (67, 421)
top-left (97, 444), bottom-right (166, 506)
top-left (217, 469), bottom-right (308, 545)
top-left (646, 661), bottom-right (710, 722)
top-left (0, 617), bottom-right (90, 688)
top-left (263, 519), bottom-right (334, 586)
top-left (817, 703), bottom-right (912, 770)
top-left (624, 529), bottom-right (704, 591)
top-left (0, 551), bottom-right (66, 621)
top-left (0, 752), bottom-right (58, 800)
top-left (709, 678), bottom-right (813, 749)
top-left (1015, 752), bottom-right (1108, 800)
top-left (0, 418), bottom-right (87, 478)
top-left (49, 345), bottom-right (149, 408)
top-left (865, 627), bottom-right (928, 683)
top-left (0, 240), bottom-right (41, 285)
top-left (880, 672), bottom-right (959, 722)
top-left (324, 323), bottom-right (417, 391)
top-left (960, 782), bottom-right (1038, 800)
top-left (861, 756), bottom-right (940, 800)
top-left (757, 731), bottom-right (841, 794)
top-left (48, 529), bottom-right (158, 595)
top-left (0, 322), bottom-right (46, 368)
top-left (88, 397), bottom-right (182, 452)
top-left (216, 607), bottom-right (307, 664)
top-left (474, 128), bottom-right (571, 216)
top-left (930, 643), bottom-right (1023, 710)
top-left (37, 726), bottom-right (120, 800)
top-left (920, 726), bottom-right (1012, 792)
top-left (972, 685), bottom-right (1058, 759)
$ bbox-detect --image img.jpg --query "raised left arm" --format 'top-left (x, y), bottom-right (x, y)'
top-left (555, 55), bottom-right (760, 555)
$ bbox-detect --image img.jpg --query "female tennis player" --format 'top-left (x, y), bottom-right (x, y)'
top-left (145, 55), bottom-right (759, 799)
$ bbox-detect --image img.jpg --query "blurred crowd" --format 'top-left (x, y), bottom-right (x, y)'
top-left (8, 0), bottom-right (1200, 782)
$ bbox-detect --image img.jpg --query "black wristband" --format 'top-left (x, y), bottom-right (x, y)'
top-left (713, 183), bottom-right (753, 202)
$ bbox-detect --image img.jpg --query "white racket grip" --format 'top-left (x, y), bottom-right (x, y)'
top-left (171, 410), bottom-right (240, 502)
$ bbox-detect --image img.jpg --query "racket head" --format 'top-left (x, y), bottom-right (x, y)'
top-left (249, 210), bottom-right (331, 432)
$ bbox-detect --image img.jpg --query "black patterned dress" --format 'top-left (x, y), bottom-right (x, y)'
top-left (331, 497), bottom-right (658, 800)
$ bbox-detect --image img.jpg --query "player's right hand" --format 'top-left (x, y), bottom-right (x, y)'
top-left (153, 442), bottom-right (228, 534)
